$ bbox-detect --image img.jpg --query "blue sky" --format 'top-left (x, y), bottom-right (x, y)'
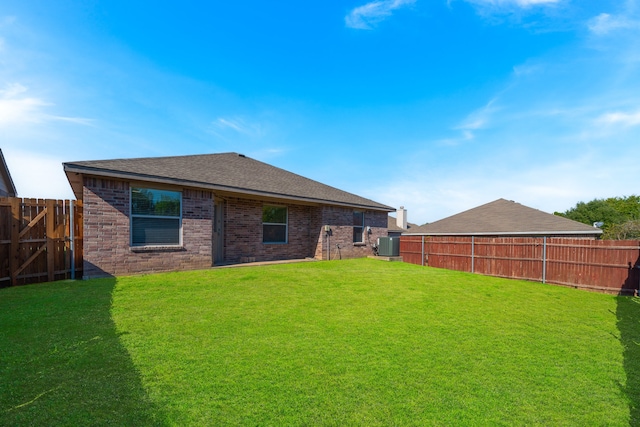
top-left (1, 0), bottom-right (638, 224)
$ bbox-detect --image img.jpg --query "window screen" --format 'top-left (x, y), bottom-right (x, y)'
top-left (263, 205), bottom-right (287, 243)
top-left (353, 211), bottom-right (364, 243)
top-left (131, 188), bottom-right (181, 246)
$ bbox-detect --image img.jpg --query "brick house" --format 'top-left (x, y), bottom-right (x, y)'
top-left (63, 153), bottom-right (393, 278)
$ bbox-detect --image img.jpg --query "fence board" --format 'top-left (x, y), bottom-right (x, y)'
top-left (399, 236), bottom-right (424, 265)
top-left (400, 235), bottom-right (640, 295)
top-left (0, 197), bottom-right (83, 287)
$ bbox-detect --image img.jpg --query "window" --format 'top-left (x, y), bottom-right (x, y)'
top-left (131, 187), bottom-right (181, 246)
top-left (353, 211), bottom-right (364, 243)
top-left (263, 205), bottom-right (287, 243)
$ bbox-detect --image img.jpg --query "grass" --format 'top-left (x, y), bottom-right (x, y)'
top-left (1, 258), bottom-right (639, 426)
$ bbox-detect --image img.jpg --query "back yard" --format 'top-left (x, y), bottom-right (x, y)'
top-left (1, 258), bottom-right (639, 426)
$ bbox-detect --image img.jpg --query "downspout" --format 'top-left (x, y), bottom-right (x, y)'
top-left (326, 228), bottom-right (330, 261)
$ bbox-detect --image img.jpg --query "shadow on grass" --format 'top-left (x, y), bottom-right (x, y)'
top-left (617, 295), bottom-right (640, 426)
top-left (0, 278), bottom-right (167, 426)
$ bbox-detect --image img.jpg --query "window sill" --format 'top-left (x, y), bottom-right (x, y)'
top-left (130, 245), bottom-right (185, 253)
top-left (263, 242), bottom-right (288, 245)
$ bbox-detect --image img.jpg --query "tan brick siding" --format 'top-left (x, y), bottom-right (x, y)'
top-left (313, 206), bottom-right (388, 260)
top-left (83, 178), bottom-right (213, 278)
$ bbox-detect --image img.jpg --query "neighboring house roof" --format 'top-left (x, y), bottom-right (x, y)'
top-left (0, 149), bottom-right (17, 197)
top-left (64, 152), bottom-right (393, 211)
top-left (405, 198), bottom-right (602, 236)
top-left (387, 216), bottom-right (419, 233)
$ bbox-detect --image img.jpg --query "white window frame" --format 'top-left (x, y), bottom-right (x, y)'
top-left (130, 187), bottom-right (183, 247)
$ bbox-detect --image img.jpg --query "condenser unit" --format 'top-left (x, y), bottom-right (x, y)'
top-left (377, 237), bottom-right (399, 257)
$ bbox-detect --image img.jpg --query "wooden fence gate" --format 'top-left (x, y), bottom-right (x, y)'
top-left (0, 197), bottom-right (82, 287)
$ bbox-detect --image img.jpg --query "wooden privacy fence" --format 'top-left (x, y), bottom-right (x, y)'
top-left (0, 197), bottom-right (83, 287)
top-left (400, 236), bottom-right (640, 295)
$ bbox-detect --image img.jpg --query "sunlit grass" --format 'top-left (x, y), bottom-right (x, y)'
top-left (1, 258), bottom-right (638, 425)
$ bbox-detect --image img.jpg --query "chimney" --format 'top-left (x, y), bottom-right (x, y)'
top-left (396, 206), bottom-right (407, 230)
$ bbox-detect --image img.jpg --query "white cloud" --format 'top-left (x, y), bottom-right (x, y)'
top-left (437, 129), bottom-right (476, 146)
top-left (458, 118), bottom-right (486, 130)
top-left (587, 13), bottom-right (640, 35)
top-left (0, 83), bottom-right (50, 126)
top-left (597, 110), bottom-right (640, 126)
top-left (512, 63), bottom-right (543, 76)
top-left (1, 82), bottom-right (27, 97)
top-left (212, 116), bottom-right (264, 137)
top-left (215, 117), bottom-right (245, 133)
top-left (459, 0), bottom-right (561, 18)
top-left (345, 0), bottom-right (416, 30)
top-left (464, 0), bottom-right (559, 7)
top-left (443, 97), bottom-right (500, 144)
top-left (0, 83), bottom-right (92, 128)
top-left (48, 116), bottom-right (95, 126)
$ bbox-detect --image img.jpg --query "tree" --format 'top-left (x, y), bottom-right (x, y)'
top-left (607, 195), bottom-right (640, 220)
top-left (556, 195), bottom-right (640, 240)
top-left (604, 220), bottom-right (640, 240)
top-left (556, 199), bottom-right (625, 227)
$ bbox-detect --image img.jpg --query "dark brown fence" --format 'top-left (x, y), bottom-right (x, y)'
top-left (0, 197), bottom-right (83, 287)
top-left (400, 236), bottom-right (640, 295)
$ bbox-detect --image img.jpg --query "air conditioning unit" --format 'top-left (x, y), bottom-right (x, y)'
top-left (377, 237), bottom-right (399, 257)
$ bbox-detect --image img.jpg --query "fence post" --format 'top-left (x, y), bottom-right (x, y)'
top-left (46, 199), bottom-right (56, 282)
top-left (471, 236), bottom-right (475, 273)
top-left (421, 235), bottom-right (425, 266)
top-left (542, 236), bottom-right (547, 284)
top-left (9, 198), bottom-right (20, 286)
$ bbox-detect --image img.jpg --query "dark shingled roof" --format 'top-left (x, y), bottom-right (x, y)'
top-left (406, 198), bottom-right (602, 236)
top-left (64, 152), bottom-right (393, 211)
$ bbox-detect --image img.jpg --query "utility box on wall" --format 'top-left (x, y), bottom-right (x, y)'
top-left (377, 237), bottom-right (400, 257)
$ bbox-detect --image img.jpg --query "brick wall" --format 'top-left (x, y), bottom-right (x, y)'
top-left (222, 198), bottom-right (388, 263)
top-left (223, 197), bottom-right (321, 263)
top-left (83, 177), bottom-right (213, 278)
top-left (313, 207), bottom-right (388, 260)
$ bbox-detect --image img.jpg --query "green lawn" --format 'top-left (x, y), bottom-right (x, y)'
top-left (1, 258), bottom-right (639, 426)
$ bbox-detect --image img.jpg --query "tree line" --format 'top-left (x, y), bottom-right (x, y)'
top-left (555, 195), bottom-right (640, 240)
